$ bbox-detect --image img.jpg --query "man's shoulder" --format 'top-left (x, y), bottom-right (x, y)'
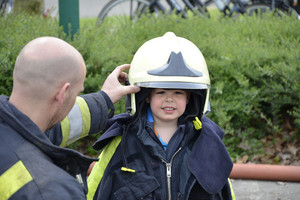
top-left (0, 122), bottom-right (36, 173)
top-left (0, 127), bottom-right (86, 199)
top-left (0, 120), bottom-right (25, 148)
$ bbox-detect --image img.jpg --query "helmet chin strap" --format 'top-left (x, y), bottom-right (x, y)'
top-left (129, 93), bottom-right (136, 116)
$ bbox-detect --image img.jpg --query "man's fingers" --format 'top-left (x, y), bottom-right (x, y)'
top-left (115, 64), bottom-right (130, 74)
top-left (118, 72), bottom-right (128, 84)
top-left (126, 85), bottom-right (140, 94)
top-left (101, 64), bottom-right (140, 104)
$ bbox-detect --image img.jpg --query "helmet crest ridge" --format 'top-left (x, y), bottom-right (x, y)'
top-left (147, 52), bottom-right (203, 77)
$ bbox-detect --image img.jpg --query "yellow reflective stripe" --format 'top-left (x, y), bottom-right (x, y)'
top-left (60, 96), bottom-right (91, 147)
top-left (0, 161), bottom-right (33, 199)
top-left (87, 136), bottom-right (122, 200)
top-left (228, 178), bottom-right (236, 200)
top-left (60, 116), bottom-right (70, 147)
top-left (76, 96), bottom-right (90, 139)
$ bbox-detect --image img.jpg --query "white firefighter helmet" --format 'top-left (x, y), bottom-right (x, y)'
top-left (128, 32), bottom-right (210, 117)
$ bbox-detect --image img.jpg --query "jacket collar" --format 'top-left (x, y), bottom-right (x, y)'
top-left (93, 113), bottom-right (132, 150)
top-left (188, 117), bottom-right (233, 194)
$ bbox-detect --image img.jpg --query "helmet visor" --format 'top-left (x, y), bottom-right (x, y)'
top-left (136, 82), bottom-right (210, 90)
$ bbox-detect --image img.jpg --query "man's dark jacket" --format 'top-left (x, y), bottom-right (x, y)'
top-left (0, 92), bottom-right (109, 200)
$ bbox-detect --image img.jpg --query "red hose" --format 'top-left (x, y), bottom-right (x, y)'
top-left (230, 164), bottom-right (300, 182)
top-left (88, 162), bottom-right (300, 182)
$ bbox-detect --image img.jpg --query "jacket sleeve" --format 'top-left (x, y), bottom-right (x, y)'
top-left (46, 91), bottom-right (114, 147)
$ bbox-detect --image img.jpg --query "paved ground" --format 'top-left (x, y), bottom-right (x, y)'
top-left (231, 179), bottom-right (300, 200)
top-left (44, 1), bottom-right (300, 199)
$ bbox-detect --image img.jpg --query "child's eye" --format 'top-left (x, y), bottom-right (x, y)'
top-left (175, 91), bottom-right (184, 95)
top-left (156, 91), bottom-right (165, 94)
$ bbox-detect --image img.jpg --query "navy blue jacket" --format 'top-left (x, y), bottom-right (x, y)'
top-left (0, 92), bottom-right (110, 200)
top-left (91, 113), bottom-right (233, 200)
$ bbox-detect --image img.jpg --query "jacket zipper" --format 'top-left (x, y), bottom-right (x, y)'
top-left (161, 147), bottom-right (182, 200)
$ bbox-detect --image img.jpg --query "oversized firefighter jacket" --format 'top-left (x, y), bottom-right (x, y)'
top-left (0, 91), bottom-right (112, 200)
top-left (87, 113), bottom-right (234, 200)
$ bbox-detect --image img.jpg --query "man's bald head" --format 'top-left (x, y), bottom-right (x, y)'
top-left (9, 37), bottom-right (86, 131)
top-left (13, 36), bottom-right (86, 100)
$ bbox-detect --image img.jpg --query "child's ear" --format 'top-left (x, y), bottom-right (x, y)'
top-left (146, 97), bottom-right (150, 103)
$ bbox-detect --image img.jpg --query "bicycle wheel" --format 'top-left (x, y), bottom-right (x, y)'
top-left (0, 0), bottom-right (7, 16)
top-left (97, 0), bottom-right (159, 25)
top-left (242, 3), bottom-right (288, 17)
top-left (189, 0), bottom-right (210, 17)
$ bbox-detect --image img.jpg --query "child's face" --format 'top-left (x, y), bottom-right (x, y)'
top-left (148, 88), bottom-right (189, 123)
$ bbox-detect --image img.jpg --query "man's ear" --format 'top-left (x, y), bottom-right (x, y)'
top-left (56, 82), bottom-right (70, 106)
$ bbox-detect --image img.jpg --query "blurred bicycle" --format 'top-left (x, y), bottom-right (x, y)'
top-left (96, 0), bottom-right (299, 25)
top-left (96, 0), bottom-right (247, 24)
top-left (0, 0), bottom-right (13, 16)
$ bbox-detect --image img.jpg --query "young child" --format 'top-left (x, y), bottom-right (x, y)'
top-left (87, 32), bottom-right (234, 200)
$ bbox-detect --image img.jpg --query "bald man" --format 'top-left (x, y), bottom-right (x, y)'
top-left (0, 37), bottom-right (140, 199)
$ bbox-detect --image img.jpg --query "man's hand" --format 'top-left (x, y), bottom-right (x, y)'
top-left (101, 64), bottom-right (140, 104)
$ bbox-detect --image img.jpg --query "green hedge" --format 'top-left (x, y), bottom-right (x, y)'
top-left (1, 13), bottom-right (299, 161)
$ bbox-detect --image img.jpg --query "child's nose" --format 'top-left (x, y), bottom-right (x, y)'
top-left (165, 95), bottom-right (174, 102)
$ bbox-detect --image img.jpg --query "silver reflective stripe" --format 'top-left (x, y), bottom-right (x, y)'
top-left (60, 96), bottom-right (91, 147)
top-left (67, 102), bottom-right (83, 145)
